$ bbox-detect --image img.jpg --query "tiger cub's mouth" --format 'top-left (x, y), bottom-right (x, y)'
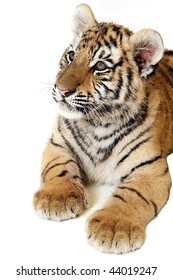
top-left (52, 84), bottom-right (93, 117)
top-left (57, 87), bottom-right (76, 98)
top-left (52, 83), bottom-right (115, 123)
top-left (52, 84), bottom-right (75, 102)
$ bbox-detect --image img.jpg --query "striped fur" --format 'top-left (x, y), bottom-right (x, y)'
top-left (33, 4), bottom-right (173, 254)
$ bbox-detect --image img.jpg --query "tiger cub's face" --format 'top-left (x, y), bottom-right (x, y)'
top-left (52, 4), bottom-right (163, 123)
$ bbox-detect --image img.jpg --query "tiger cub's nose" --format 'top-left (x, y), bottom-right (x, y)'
top-left (57, 87), bottom-right (76, 97)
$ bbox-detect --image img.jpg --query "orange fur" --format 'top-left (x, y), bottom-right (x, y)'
top-left (33, 4), bottom-right (173, 254)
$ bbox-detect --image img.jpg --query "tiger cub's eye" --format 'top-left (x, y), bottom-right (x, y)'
top-left (94, 61), bottom-right (107, 71)
top-left (67, 51), bottom-right (75, 62)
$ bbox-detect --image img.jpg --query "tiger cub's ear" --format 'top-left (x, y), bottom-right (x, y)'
top-left (72, 4), bottom-right (97, 36)
top-left (130, 29), bottom-right (164, 78)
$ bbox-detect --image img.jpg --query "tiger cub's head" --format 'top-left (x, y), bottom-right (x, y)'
top-left (53, 4), bottom-right (163, 123)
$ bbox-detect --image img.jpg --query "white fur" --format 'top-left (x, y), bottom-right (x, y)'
top-left (130, 29), bottom-right (164, 78)
top-left (130, 29), bottom-right (164, 63)
top-left (72, 4), bottom-right (96, 35)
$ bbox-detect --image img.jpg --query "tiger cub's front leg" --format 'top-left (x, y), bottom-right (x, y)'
top-left (33, 140), bottom-right (88, 221)
top-left (87, 158), bottom-right (171, 254)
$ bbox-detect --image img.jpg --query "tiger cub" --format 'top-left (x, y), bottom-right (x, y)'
top-left (33, 4), bottom-right (173, 254)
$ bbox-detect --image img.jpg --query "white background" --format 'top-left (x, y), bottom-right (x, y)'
top-left (1, 0), bottom-right (173, 279)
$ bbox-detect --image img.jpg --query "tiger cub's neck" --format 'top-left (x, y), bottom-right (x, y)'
top-left (60, 95), bottom-right (148, 140)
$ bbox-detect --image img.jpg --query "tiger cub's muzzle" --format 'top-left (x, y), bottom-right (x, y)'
top-left (57, 87), bottom-right (76, 98)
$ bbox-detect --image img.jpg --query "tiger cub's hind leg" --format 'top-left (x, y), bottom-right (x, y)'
top-left (33, 140), bottom-right (88, 221)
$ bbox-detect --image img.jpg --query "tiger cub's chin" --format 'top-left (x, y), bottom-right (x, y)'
top-left (56, 104), bottom-right (83, 120)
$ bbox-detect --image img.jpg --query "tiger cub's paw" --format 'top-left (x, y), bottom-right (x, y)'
top-left (87, 208), bottom-right (145, 254)
top-left (33, 181), bottom-right (88, 221)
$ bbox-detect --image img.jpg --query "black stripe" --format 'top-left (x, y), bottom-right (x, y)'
top-left (109, 35), bottom-right (117, 48)
top-left (64, 119), bottom-right (88, 146)
top-left (93, 82), bottom-right (102, 99)
top-left (72, 175), bottom-right (83, 184)
top-left (50, 137), bottom-right (64, 148)
top-left (102, 26), bottom-right (108, 36)
top-left (64, 119), bottom-right (95, 163)
top-left (72, 175), bottom-right (81, 180)
top-left (124, 67), bottom-right (134, 101)
top-left (101, 77), bottom-right (112, 82)
top-left (43, 159), bottom-right (78, 181)
top-left (103, 38), bottom-right (111, 49)
top-left (100, 82), bottom-right (116, 95)
top-left (112, 26), bottom-right (121, 34)
top-left (150, 200), bottom-right (158, 217)
top-left (164, 50), bottom-right (173, 56)
top-left (94, 99), bottom-right (147, 144)
top-left (98, 49), bottom-right (106, 59)
top-left (169, 67), bottom-right (173, 72)
top-left (131, 155), bottom-right (162, 173)
top-left (125, 29), bottom-right (133, 37)
top-left (126, 67), bottom-right (133, 84)
top-left (58, 119), bottom-right (79, 156)
top-left (116, 137), bottom-right (151, 166)
top-left (103, 54), bottom-right (112, 60)
top-left (104, 122), bottom-right (112, 128)
top-left (106, 58), bottom-right (114, 64)
top-left (95, 103), bottom-right (113, 115)
top-left (58, 170), bottom-right (68, 177)
top-left (113, 194), bottom-right (127, 203)
top-left (92, 42), bottom-right (102, 59)
top-left (163, 167), bottom-right (169, 174)
top-left (42, 156), bottom-right (60, 176)
top-left (112, 58), bottom-right (123, 71)
top-left (118, 32), bottom-right (123, 44)
top-left (112, 71), bottom-right (123, 99)
top-left (97, 100), bottom-right (148, 161)
top-left (118, 126), bottom-right (151, 155)
top-left (94, 129), bottom-right (115, 142)
top-left (159, 68), bottom-right (173, 88)
top-left (119, 186), bottom-right (149, 205)
top-left (73, 98), bottom-right (87, 103)
top-left (121, 155), bottom-right (162, 181)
